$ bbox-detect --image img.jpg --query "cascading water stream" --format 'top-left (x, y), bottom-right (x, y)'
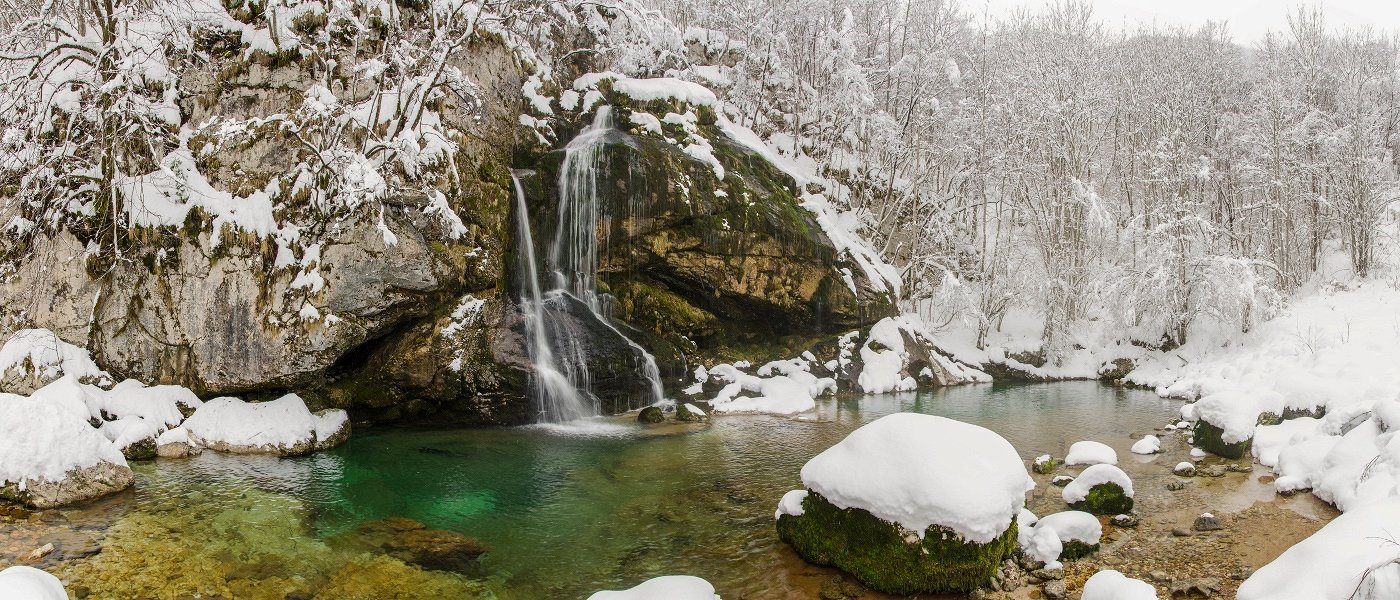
top-left (510, 108), bottom-right (666, 422)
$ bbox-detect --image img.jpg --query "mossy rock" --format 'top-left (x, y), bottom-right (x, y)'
top-left (675, 403), bottom-right (704, 422)
top-left (121, 438), bottom-right (158, 461)
top-left (1033, 457), bottom-right (1058, 475)
top-left (1068, 482), bottom-right (1133, 515)
top-left (1060, 539), bottom-right (1100, 560)
top-left (637, 406), bottom-right (664, 424)
top-left (775, 491), bottom-right (1017, 594)
top-left (1192, 421), bottom-right (1251, 459)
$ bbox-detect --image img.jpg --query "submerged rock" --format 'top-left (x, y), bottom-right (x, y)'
top-left (383, 528), bottom-right (488, 576)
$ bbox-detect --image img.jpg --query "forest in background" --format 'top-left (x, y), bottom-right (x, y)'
top-left (2, 0), bottom-right (1397, 362)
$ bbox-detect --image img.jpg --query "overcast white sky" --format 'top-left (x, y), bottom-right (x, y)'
top-left (971, 0), bottom-right (1399, 44)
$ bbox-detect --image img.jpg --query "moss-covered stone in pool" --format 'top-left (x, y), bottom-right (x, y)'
top-left (775, 491), bottom-right (1017, 594)
top-left (1068, 482), bottom-right (1134, 515)
top-left (1192, 421), bottom-right (1251, 459)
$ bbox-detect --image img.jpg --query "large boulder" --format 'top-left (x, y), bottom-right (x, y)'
top-left (0, 396), bottom-right (134, 508)
top-left (775, 414), bottom-right (1032, 594)
top-left (181, 394), bottom-right (349, 456)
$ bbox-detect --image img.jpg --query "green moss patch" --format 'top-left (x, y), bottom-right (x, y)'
top-left (776, 491), bottom-right (1016, 594)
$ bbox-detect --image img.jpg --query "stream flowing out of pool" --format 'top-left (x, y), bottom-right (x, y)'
top-left (47, 382), bottom-right (1180, 599)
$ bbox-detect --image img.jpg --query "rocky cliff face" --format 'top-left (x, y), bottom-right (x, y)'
top-left (0, 20), bottom-right (899, 425)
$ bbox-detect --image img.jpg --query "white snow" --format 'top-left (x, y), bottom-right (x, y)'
top-left (1065, 441), bottom-right (1118, 466)
top-left (1081, 570), bottom-right (1158, 600)
top-left (775, 489), bottom-right (808, 520)
top-left (1174, 462), bottom-right (1195, 475)
top-left (0, 394), bottom-right (127, 486)
top-left (1129, 435), bottom-right (1161, 455)
top-left (99, 417), bottom-right (160, 452)
top-left (683, 403), bottom-right (706, 417)
top-left (96, 380), bottom-right (202, 429)
top-left (181, 394), bottom-right (335, 453)
top-left (1253, 418), bottom-right (1323, 467)
top-left (857, 317), bottom-right (917, 394)
top-left (0, 329), bottom-right (109, 385)
top-left (611, 77), bottom-right (718, 107)
top-left (1021, 524), bottom-right (1063, 569)
top-left (0, 566), bottom-right (68, 600)
top-left (1190, 389), bottom-right (1282, 444)
top-left (799, 413), bottom-right (1033, 544)
top-left (586, 575), bottom-right (721, 600)
top-left (705, 361), bottom-right (834, 415)
top-left (156, 426), bottom-right (190, 446)
top-left (1062, 464), bottom-right (1135, 504)
top-left (1035, 511), bottom-right (1103, 547)
top-left (1239, 498), bottom-right (1400, 600)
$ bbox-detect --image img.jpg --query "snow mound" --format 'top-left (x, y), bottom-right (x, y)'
top-left (1082, 570), bottom-right (1158, 600)
top-left (1063, 464), bottom-right (1135, 504)
top-left (1192, 389), bottom-right (1281, 444)
top-left (99, 417), bottom-right (160, 452)
top-left (1035, 511), bottom-right (1102, 546)
top-left (0, 395), bottom-right (128, 485)
top-left (857, 318), bottom-right (917, 393)
top-left (0, 566), bottom-right (68, 600)
top-left (775, 489), bottom-right (808, 520)
top-left (586, 575), bottom-right (721, 600)
top-left (94, 379), bottom-right (202, 429)
top-left (1130, 435), bottom-right (1161, 455)
top-left (612, 77), bottom-right (718, 107)
top-left (1252, 418), bottom-right (1322, 467)
top-left (0, 329), bottom-right (109, 388)
top-left (706, 361), bottom-right (834, 415)
top-left (799, 413), bottom-right (1033, 544)
top-left (1021, 524), bottom-right (1063, 569)
top-left (1065, 441), bottom-right (1118, 465)
top-left (182, 394), bottom-right (340, 455)
top-left (1239, 498), bottom-right (1400, 600)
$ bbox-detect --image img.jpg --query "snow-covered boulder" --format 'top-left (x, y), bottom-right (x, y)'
top-left (0, 396), bottom-right (133, 508)
top-left (182, 394), bottom-right (350, 456)
top-left (586, 575), bottom-right (720, 600)
top-left (775, 413), bottom-right (1032, 594)
top-left (99, 417), bottom-right (161, 460)
top-left (98, 379), bottom-right (202, 427)
top-left (842, 316), bottom-right (989, 393)
top-left (1239, 498), bottom-right (1400, 600)
top-left (1129, 435), bottom-right (1161, 455)
top-left (1035, 511), bottom-right (1102, 559)
top-left (1020, 522), bottom-right (1063, 568)
top-left (1082, 570), bottom-right (1157, 600)
top-left (0, 329), bottom-right (110, 395)
top-left (1065, 441), bottom-right (1118, 465)
top-left (705, 361), bottom-right (834, 415)
top-left (1190, 390), bottom-right (1279, 459)
top-left (155, 427), bottom-right (202, 458)
top-left (1062, 464), bottom-right (1135, 514)
top-left (1033, 454), bottom-right (1058, 474)
top-left (0, 566), bottom-right (68, 599)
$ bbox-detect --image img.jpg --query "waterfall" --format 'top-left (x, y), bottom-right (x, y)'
top-left (510, 109), bottom-right (666, 422)
top-left (513, 174), bottom-right (592, 422)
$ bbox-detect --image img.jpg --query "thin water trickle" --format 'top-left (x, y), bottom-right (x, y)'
top-left (511, 111), bottom-right (666, 423)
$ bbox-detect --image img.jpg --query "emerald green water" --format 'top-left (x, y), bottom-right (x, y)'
top-left (63, 382), bottom-right (1179, 599)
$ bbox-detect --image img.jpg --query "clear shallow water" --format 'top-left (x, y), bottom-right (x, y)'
top-left (71, 382), bottom-right (1180, 599)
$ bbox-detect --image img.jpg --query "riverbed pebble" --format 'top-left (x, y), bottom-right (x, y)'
top-left (1193, 513), bottom-right (1222, 532)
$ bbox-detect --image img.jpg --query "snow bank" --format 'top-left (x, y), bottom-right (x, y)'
top-left (1065, 441), bottom-right (1118, 466)
top-left (612, 78), bottom-right (718, 107)
top-left (182, 394), bottom-right (340, 455)
top-left (94, 379), bottom-right (202, 429)
top-left (1239, 498), bottom-right (1400, 600)
top-left (1253, 418), bottom-right (1322, 467)
top-left (1062, 464), bottom-right (1134, 504)
top-left (1129, 435), bottom-right (1161, 455)
top-left (0, 566), bottom-right (68, 600)
top-left (706, 360), bottom-right (834, 415)
top-left (586, 575), bottom-right (721, 600)
top-left (1082, 570), bottom-right (1158, 600)
top-left (800, 413), bottom-right (1033, 543)
top-left (0, 395), bottom-right (127, 485)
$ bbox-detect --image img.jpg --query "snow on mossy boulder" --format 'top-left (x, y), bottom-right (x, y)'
top-left (1189, 390), bottom-right (1283, 459)
top-left (775, 413), bottom-right (1032, 594)
top-left (0, 565), bottom-right (69, 599)
top-left (182, 394), bottom-right (350, 456)
top-left (1062, 464), bottom-right (1134, 514)
top-left (1239, 498), bottom-right (1400, 599)
top-left (0, 329), bottom-right (110, 395)
top-left (1035, 511), bottom-right (1102, 560)
top-left (1065, 441), bottom-right (1118, 465)
top-left (1082, 570), bottom-right (1157, 600)
top-left (99, 417), bottom-right (161, 460)
top-left (1129, 435), bottom-right (1161, 455)
top-left (0, 396), bottom-right (134, 508)
top-left (586, 575), bottom-right (721, 600)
